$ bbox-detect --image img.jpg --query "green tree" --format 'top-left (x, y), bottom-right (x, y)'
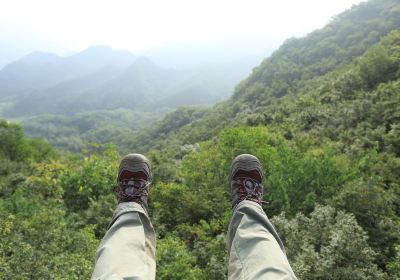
top-left (272, 205), bottom-right (386, 279)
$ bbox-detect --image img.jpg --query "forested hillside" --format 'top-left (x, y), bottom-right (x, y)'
top-left (1, 0), bottom-right (400, 279)
top-left (127, 0), bottom-right (400, 153)
top-left (4, 56), bottom-right (257, 117)
top-left (0, 46), bottom-right (260, 152)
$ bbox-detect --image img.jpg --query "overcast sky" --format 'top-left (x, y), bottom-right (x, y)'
top-left (0, 0), bottom-right (365, 62)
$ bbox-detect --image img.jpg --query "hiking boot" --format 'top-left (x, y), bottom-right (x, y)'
top-left (230, 154), bottom-right (265, 208)
top-left (116, 153), bottom-right (152, 210)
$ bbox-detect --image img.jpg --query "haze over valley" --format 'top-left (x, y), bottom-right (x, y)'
top-left (0, 0), bottom-right (366, 151)
top-left (1, 0), bottom-right (400, 279)
top-left (0, 43), bottom-right (266, 150)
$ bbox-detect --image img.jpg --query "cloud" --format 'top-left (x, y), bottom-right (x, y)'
top-left (0, 0), bottom-right (364, 52)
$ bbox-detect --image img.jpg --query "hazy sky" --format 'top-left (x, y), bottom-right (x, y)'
top-left (0, 0), bottom-right (364, 59)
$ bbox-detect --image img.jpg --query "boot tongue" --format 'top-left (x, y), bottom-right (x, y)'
top-left (126, 181), bottom-right (135, 196)
top-left (119, 170), bottom-right (148, 181)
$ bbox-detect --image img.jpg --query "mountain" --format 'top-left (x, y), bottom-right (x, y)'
top-left (130, 0), bottom-right (400, 152)
top-left (3, 55), bottom-right (260, 117)
top-left (1, 0), bottom-right (400, 278)
top-left (7, 65), bottom-right (125, 116)
top-left (0, 52), bottom-right (66, 97)
top-left (154, 56), bottom-right (263, 107)
top-left (60, 46), bottom-right (136, 76)
top-left (16, 51), bottom-right (62, 66)
top-left (0, 46), bottom-right (136, 100)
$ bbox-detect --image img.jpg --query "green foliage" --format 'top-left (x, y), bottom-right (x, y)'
top-left (196, 127), bottom-right (357, 217)
top-left (0, 120), bottom-right (27, 161)
top-left (177, 219), bottom-right (228, 279)
top-left (156, 235), bottom-right (203, 280)
top-left (135, 24), bottom-right (400, 278)
top-left (1, 0), bottom-right (400, 279)
top-left (233, 0), bottom-right (400, 102)
top-left (21, 109), bottom-right (165, 153)
top-left (359, 45), bottom-right (397, 89)
top-left (151, 125), bottom-right (388, 278)
top-left (150, 183), bottom-right (204, 235)
top-left (60, 144), bottom-right (119, 212)
top-left (0, 120), bottom-right (56, 162)
top-left (388, 243), bottom-right (400, 278)
top-left (272, 205), bottom-right (386, 279)
top-left (332, 176), bottom-right (399, 268)
top-left (0, 163), bottom-right (98, 279)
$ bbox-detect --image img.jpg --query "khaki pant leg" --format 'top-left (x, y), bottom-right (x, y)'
top-left (227, 200), bottom-right (297, 280)
top-left (91, 202), bottom-right (156, 280)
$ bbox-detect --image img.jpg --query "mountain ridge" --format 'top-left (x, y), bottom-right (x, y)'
top-left (2, 52), bottom-right (258, 117)
top-left (1, 0), bottom-right (399, 278)
top-left (0, 45), bottom-right (137, 99)
top-left (128, 0), bottom-right (400, 154)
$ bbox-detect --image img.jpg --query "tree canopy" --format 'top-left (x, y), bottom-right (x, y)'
top-left (1, 0), bottom-right (400, 279)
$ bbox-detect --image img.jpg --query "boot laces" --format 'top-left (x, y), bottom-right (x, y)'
top-left (235, 177), bottom-right (268, 205)
top-left (116, 179), bottom-right (150, 201)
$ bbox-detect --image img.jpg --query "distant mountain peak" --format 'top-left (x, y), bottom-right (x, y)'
top-left (19, 51), bottom-right (61, 66)
top-left (67, 45), bottom-right (136, 68)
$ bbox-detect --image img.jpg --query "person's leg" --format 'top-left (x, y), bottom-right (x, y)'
top-left (227, 200), bottom-right (297, 280)
top-left (227, 154), bottom-right (297, 280)
top-left (91, 153), bottom-right (156, 280)
top-left (92, 202), bottom-right (156, 280)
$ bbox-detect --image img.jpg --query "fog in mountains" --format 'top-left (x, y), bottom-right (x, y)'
top-left (0, 0), bottom-right (366, 150)
top-left (0, 44), bottom-right (266, 118)
top-left (2, 1), bottom-right (400, 279)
